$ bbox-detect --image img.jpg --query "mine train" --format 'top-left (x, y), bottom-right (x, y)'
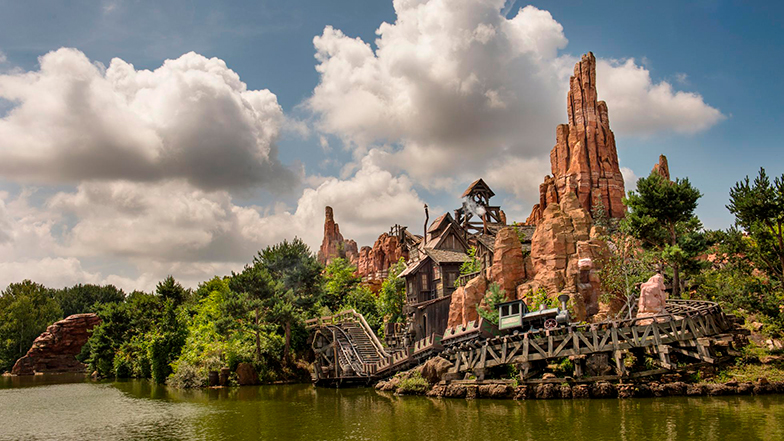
top-left (438, 294), bottom-right (573, 350)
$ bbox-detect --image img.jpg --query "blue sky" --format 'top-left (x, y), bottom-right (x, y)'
top-left (0, 0), bottom-right (781, 290)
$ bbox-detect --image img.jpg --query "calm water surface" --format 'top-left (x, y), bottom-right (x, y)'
top-left (2, 374), bottom-right (783, 441)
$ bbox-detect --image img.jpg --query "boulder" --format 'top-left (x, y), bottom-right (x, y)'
top-left (420, 357), bottom-right (453, 384)
top-left (235, 362), bottom-right (259, 386)
top-left (488, 227), bottom-right (525, 299)
top-left (478, 384), bottom-right (513, 399)
top-left (317, 206), bottom-right (359, 266)
top-left (446, 274), bottom-right (487, 328)
top-left (535, 383), bottom-right (560, 399)
top-left (589, 382), bottom-right (617, 398)
top-left (527, 52), bottom-right (626, 224)
top-left (636, 274), bottom-right (668, 325)
top-left (12, 313), bottom-right (101, 375)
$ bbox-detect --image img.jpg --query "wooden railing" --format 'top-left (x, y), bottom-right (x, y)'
top-left (456, 271), bottom-right (481, 287)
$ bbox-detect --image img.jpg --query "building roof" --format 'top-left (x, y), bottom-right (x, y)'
top-left (461, 178), bottom-right (495, 198)
top-left (427, 212), bottom-right (453, 234)
top-left (398, 248), bottom-right (469, 278)
top-left (474, 233), bottom-right (496, 252)
top-left (423, 248), bottom-right (469, 264)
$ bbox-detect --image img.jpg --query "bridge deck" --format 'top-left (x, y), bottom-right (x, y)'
top-left (307, 300), bottom-right (742, 386)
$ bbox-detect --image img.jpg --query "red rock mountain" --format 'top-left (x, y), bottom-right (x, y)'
top-left (317, 206), bottom-right (359, 266)
top-left (12, 313), bottom-right (101, 375)
top-left (356, 233), bottom-right (406, 279)
top-left (527, 52), bottom-right (626, 224)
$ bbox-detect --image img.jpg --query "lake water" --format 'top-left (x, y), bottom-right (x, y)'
top-left (2, 374), bottom-right (784, 441)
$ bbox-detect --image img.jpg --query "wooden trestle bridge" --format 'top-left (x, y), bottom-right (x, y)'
top-left (306, 299), bottom-right (745, 387)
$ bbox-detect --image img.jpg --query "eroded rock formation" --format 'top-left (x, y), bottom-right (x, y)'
top-left (636, 273), bottom-right (668, 325)
top-left (517, 192), bottom-right (608, 320)
top-left (317, 206), bottom-right (359, 266)
top-left (487, 227), bottom-right (525, 300)
top-left (11, 313), bottom-right (101, 375)
top-left (356, 233), bottom-right (407, 279)
top-left (447, 275), bottom-right (487, 328)
top-left (652, 154), bottom-right (670, 180)
top-left (527, 52), bottom-right (626, 225)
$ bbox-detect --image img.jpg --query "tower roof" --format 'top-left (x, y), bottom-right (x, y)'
top-left (461, 178), bottom-right (495, 198)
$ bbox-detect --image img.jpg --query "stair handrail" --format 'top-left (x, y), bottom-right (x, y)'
top-left (328, 325), bottom-right (367, 376)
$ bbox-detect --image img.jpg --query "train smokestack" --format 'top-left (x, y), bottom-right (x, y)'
top-left (558, 294), bottom-right (569, 312)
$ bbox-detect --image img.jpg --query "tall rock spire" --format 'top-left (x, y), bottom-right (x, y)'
top-left (527, 52), bottom-right (626, 224)
top-left (317, 206), bottom-right (358, 266)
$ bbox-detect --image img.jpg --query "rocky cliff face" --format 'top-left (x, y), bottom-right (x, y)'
top-left (356, 233), bottom-right (407, 279)
top-left (527, 52), bottom-right (626, 224)
top-left (487, 227), bottom-right (526, 300)
top-left (517, 192), bottom-right (609, 321)
top-left (447, 275), bottom-right (487, 328)
top-left (317, 206), bottom-right (359, 266)
top-left (12, 313), bottom-right (101, 375)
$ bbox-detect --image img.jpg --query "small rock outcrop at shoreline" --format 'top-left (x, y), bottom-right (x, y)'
top-left (12, 313), bottom-right (101, 375)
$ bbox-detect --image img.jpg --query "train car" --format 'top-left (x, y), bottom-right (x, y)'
top-left (498, 294), bottom-right (571, 332)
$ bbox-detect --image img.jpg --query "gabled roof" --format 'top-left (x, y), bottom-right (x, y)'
top-left (427, 212), bottom-right (453, 234)
top-left (397, 248), bottom-right (469, 278)
top-left (461, 178), bottom-right (495, 198)
top-left (428, 221), bottom-right (469, 252)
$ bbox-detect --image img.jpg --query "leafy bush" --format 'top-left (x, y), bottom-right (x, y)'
top-left (477, 283), bottom-right (506, 325)
top-left (457, 247), bottom-right (482, 286)
top-left (167, 361), bottom-right (205, 388)
top-left (397, 371), bottom-right (429, 395)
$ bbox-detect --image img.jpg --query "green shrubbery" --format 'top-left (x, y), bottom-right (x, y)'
top-left (396, 371), bottom-right (429, 395)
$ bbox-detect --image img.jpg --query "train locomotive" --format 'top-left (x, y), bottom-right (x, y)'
top-left (441, 294), bottom-right (572, 349)
top-left (497, 293), bottom-right (571, 333)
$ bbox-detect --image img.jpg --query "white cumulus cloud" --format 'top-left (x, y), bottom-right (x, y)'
top-left (308, 0), bottom-right (724, 196)
top-left (0, 48), bottom-right (296, 191)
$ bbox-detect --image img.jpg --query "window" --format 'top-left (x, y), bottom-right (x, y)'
top-left (433, 265), bottom-right (441, 280)
top-left (511, 303), bottom-right (519, 315)
top-left (445, 271), bottom-right (457, 288)
top-left (421, 272), bottom-right (429, 291)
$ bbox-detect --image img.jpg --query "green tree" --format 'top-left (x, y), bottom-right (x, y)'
top-left (156, 276), bottom-right (189, 306)
top-left (55, 284), bottom-right (125, 317)
top-left (477, 283), bottom-right (506, 325)
top-left (85, 291), bottom-right (162, 378)
top-left (0, 280), bottom-right (62, 371)
top-left (323, 258), bottom-right (360, 311)
top-left (147, 300), bottom-right (186, 383)
top-left (727, 167), bottom-right (784, 280)
top-left (341, 285), bottom-right (383, 333)
top-left (376, 258), bottom-right (407, 324)
top-left (254, 238), bottom-right (323, 360)
top-left (228, 264), bottom-right (275, 363)
top-left (623, 172), bottom-right (704, 297)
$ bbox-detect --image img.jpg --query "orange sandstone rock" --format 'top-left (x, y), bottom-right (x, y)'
top-left (317, 206), bottom-right (359, 266)
top-left (488, 227), bottom-right (525, 300)
top-left (527, 52), bottom-right (626, 224)
top-left (12, 313), bottom-right (101, 375)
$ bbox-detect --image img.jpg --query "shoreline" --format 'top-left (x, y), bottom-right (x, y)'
top-left (378, 377), bottom-right (784, 400)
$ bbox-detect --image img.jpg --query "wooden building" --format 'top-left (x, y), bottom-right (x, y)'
top-left (398, 213), bottom-right (468, 341)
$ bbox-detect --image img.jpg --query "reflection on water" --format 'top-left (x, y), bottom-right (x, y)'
top-left (1, 375), bottom-right (783, 441)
